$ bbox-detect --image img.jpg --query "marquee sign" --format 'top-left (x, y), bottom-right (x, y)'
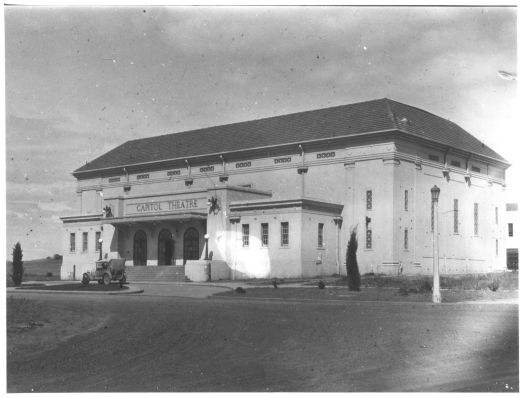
top-left (126, 198), bottom-right (205, 215)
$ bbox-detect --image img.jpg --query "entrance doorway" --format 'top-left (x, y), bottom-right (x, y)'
top-left (183, 227), bottom-right (200, 261)
top-left (133, 230), bottom-right (147, 265)
top-left (158, 229), bottom-right (174, 265)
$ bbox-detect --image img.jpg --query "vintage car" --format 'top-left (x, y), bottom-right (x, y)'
top-left (81, 258), bottom-right (127, 287)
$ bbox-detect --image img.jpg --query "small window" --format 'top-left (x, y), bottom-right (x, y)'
top-left (70, 233), bottom-right (76, 252)
top-left (318, 223), bottom-right (324, 248)
top-left (137, 173), bottom-right (150, 180)
top-left (474, 203), bottom-right (479, 235)
top-left (453, 199), bottom-right (459, 234)
top-left (108, 177), bottom-right (121, 183)
top-left (281, 222), bottom-right (289, 246)
top-left (451, 160), bottom-right (461, 168)
top-left (471, 166), bottom-right (481, 173)
top-left (242, 224), bottom-right (250, 247)
top-left (404, 190), bottom-right (408, 211)
top-left (95, 231), bottom-right (101, 252)
top-left (261, 223), bottom-right (269, 246)
top-left (495, 207), bottom-right (499, 225)
top-left (404, 228), bottom-right (409, 250)
top-left (366, 190), bottom-right (372, 210)
top-left (366, 229), bottom-right (372, 249)
top-left (429, 154), bottom-right (440, 162)
top-left (82, 232), bottom-right (88, 252)
top-left (508, 223), bottom-right (514, 237)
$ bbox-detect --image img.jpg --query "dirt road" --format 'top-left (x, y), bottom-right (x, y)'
top-left (7, 289), bottom-right (518, 392)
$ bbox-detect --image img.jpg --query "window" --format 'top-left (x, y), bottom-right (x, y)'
top-left (137, 173), bottom-right (149, 180)
top-left (451, 160), bottom-right (461, 168)
top-left (242, 224), bottom-right (250, 247)
top-left (95, 231), bottom-right (101, 252)
top-left (508, 223), bottom-right (514, 237)
top-left (404, 228), bottom-right (409, 250)
top-left (496, 240), bottom-right (499, 256)
top-left (471, 166), bottom-right (481, 173)
top-left (108, 177), bottom-right (121, 183)
top-left (366, 229), bottom-right (372, 249)
top-left (281, 222), bottom-right (289, 246)
top-left (70, 233), bottom-right (76, 252)
top-left (474, 203), bottom-right (479, 235)
top-left (404, 190), bottom-right (408, 211)
top-left (495, 207), bottom-right (499, 224)
top-left (453, 199), bottom-right (459, 234)
top-left (261, 223), bottom-right (269, 246)
top-left (429, 154), bottom-right (439, 162)
top-left (318, 223), bottom-right (324, 248)
top-left (366, 190), bottom-right (372, 210)
top-left (82, 232), bottom-right (88, 252)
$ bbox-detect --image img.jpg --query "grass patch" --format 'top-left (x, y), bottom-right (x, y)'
top-left (16, 283), bottom-right (129, 292)
top-left (215, 286), bottom-right (518, 303)
top-left (333, 272), bottom-right (518, 291)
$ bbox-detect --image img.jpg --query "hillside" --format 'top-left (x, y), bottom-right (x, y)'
top-left (6, 258), bottom-right (62, 282)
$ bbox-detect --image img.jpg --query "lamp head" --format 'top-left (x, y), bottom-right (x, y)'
top-left (431, 185), bottom-right (440, 202)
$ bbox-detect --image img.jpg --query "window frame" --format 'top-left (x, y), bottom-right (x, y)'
top-left (70, 233), bottom-right (76, 253)
top-left (82, 232), bottom-right (88, 252)
top-left (366, 190), bottom-right (373, 210)
top-left (280, 222), bottom-right (289, 247)
top-left (261, 223), bottom-right (269, 247)
top-left (242, 224), bottom-right (250, 247)
top-left (317, 223), bottom-right (324, 249)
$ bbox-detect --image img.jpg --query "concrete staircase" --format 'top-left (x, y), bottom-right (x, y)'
top-left (125, 265), bottom-right (189, 283)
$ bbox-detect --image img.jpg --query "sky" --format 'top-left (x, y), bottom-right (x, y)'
top-left (4, 5), bottom-right (519, 260)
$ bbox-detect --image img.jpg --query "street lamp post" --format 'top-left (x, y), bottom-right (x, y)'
top-left (431, 185), bottom-right (441, 303)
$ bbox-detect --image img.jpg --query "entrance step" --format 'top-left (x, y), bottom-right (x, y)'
top-left (125, 265), bottom-right (189, 283)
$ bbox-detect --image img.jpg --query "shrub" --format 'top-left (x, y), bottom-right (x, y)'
top-left (53, 254), bottom-right (63, 260)
top-left (46, 272), bottom-right (53, 277)
top-left (318, 280), bottom-right (325, 289)
top-left (235, 287), bottom-right (246, 294)
top-left (345, 226), bottom-right (361, 291)
top-left (11, 242), bottom-right (24, 286)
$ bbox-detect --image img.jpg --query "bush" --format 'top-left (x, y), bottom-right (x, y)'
top-left (318, 280), bottom-right (325, 289)
top-left (46, 272), bottom-right (53, 277)
top-left (11, 242), bottom-right (24, 286)
top-left (345, 227), bottom-right (361, 291)
top-left (53, 254), bottom-right (63, 260)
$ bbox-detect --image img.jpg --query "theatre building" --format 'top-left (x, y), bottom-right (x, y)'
top-left (61, 98), bottom-right (509, 281)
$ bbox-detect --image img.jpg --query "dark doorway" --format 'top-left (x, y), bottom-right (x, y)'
top-left (183, 227), bottom-right (200, 261)
top-left (158, 229), bottom-right (174, 265)
top-left (133, 230), bottom-right (147, 265)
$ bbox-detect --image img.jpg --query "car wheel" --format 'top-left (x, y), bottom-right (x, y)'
top-left (103, 273), bottom-right (111, 285)
top-left (81, 273), bottom-right (90, 285)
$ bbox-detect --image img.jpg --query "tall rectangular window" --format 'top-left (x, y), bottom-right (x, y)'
top-left (70, 233), bottom-right (76, 252)
top-left (318, 223), bottom-right (324, 248)
top-left (82, 232), bottom-right (88, 252)
top-left (453, 199), bottom-right (459, 234)
top-left (261, 223), bottom-right (269, 246)
top-left (366, 190), bottom-right (373, 210)
top-left (495, 207), bottom-right (499, 224)
top-left (366, 229), bottom-right (372, 249)
top-left (404, 190), bottom-right (408, 211)
top-left (508, 223), bottom-right (514, 237)
top-left (496, 240), bottom-right (499, 256)
top-left (95, 231), bottom-right (101, 252)
top-left (242, 224), bottom-right (250, 247)
top-left (404, 228), bottom-right (409, 250)
top-left (281, 222), bottom-right (289, 246)
top-left (474, 203), bottom-right (479, 235)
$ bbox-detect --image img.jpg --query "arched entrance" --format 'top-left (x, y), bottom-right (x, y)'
top-left (158, 229), bottom-right (174, 265)
top-left (183, 227), bottom-right (200, 261)
top-left (133, 230), bottom-right (147, 266)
